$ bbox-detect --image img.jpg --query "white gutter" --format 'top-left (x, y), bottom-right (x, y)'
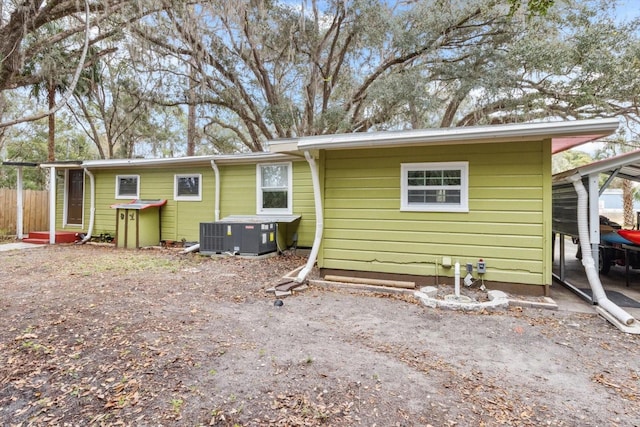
top-left (78, 153), bottom-right (299, 169)
top-left (211, 160), bottom-right (220, 222)
top-left (569, 174), bottom-right (635, 326)
top-left (291, 118), bottom-right (620, 151)
top-left (16, 166), bottom-right (24, 239)
top-left (295, 151), bottom-right (323, 283)
top-left (80, 168), bottom-right (95, 243)
top-left (49, 167), bottom-right (56, 244)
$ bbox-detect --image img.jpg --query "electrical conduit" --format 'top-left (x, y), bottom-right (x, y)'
top-left (570, 174), bottom-right (634, 325)
top-left (295, 151), bottom-right (323, 283)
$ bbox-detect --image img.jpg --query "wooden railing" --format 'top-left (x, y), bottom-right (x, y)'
top-left (0, 188), bottom-right (49, 236)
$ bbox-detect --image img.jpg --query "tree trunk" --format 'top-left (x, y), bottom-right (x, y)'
top-left (47, 78), bottom-right (55, 162)
top-left (187, 64), bottom-right (196, 156)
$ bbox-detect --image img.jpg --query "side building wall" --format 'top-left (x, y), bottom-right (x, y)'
top-left (318, 140), bottom-right (552, 291)
top-left (56, 160), bottom-right (316, 247)
top-left (217, 161), bottom-right (316, 247)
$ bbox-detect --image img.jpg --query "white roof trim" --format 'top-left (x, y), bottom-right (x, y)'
top-left (270, 118), bottom-right (619, 151)
top-left (82, 155), bottom-right (217, 168)
top-left (40, 153), bottom-right (300, 169)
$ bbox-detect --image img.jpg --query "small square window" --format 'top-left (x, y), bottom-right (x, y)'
top-left (401, 162), bottom-right (468, 212)
top-left (257, 162), bottom-right (292, 214)
top-left (116, 175), bottom-right (139, 199)
top-left (174, 174), bottom-right (202, 201)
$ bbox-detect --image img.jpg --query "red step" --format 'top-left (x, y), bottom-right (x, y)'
top-left (22, 238), bottom-right (51, 244)
top-left (24, 231), bottom-right (81, 244)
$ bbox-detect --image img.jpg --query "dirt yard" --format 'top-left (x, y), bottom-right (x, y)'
top-left (0, 244), bottom-right (639, 426)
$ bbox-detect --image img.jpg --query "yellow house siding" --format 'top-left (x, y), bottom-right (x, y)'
top-left (320, 141), bottom-right (550, 287)
top-left (218, 160), bottom-right (315, 247)
top-left (55, 176), bottom-right (66, 229)
top-left (218, 164), bottom-right (255, 217)
top-left (66, 167), bottom-right (216, 242)
top-left (292, 161), bottom-right (315, 247)
top-left (58, 159), bottom-right (315, 247)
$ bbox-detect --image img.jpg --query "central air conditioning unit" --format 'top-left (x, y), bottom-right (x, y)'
top-left (199, 221), bottom-right (277, 256)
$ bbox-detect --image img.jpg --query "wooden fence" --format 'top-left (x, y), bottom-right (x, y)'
top-left (0, 188), bottom-right (49, 236)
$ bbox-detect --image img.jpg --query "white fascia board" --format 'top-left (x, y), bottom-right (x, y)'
top-left (214, 153), bottom-right (301, 164)
top-left (78, 153), bottom-right (298, 169)
top-left (38, 161), bottom-right (83, 169)
top-left (82, 155), bottom-right (216, 168)
top-left (295, 118), bottom-right (620, 150)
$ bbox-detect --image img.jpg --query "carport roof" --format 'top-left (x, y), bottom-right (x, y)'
top-left (2, 161), bottom-right (39, 167)
top-left (553, 149), bottom-right (640, 184)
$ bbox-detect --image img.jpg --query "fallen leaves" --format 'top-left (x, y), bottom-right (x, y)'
top-left (592, 372), bottom-right (640, 401)
top-left (1, 245), bottom-right (639, 426)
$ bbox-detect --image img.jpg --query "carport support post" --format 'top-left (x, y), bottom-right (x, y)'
top-left (559, 233), bottom-right (565, 281)
top-left (16, 166), bottom-right (24, 239)
top-left (49, 167), bottom-right (56, 244)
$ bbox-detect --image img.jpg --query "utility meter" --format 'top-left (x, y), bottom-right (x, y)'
top-left (477, 259), bottom-right (486, 274)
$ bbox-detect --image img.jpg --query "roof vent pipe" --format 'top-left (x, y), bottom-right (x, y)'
top-left (569, 174), bottom-right (634, 325)
top-left (295, 151), bottom-right (323, 283)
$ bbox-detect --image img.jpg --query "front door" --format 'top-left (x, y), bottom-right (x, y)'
top-left (66, 169), bottom-right (84, 225)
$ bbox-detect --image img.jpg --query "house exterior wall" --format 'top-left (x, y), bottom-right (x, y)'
top-left (318, 139), bottom-right (553, 288)
top-left (217, 161), bottom-right (315, 247)
top-left (60, 166), bottom-right (216, 242)
top-left (56, 160), bottom-right (316, 247)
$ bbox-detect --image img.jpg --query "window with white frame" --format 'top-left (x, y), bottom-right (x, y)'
top-left (400, 162), bottom-right (468, 212)
top-left (174, 174), bottom-right (202, 201)
top-left (115, 175), bottom-right (139, 199)
top-left (257, 162), bottom-right (292, 214)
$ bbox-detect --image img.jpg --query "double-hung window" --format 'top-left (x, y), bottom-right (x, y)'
top-left (257, 162), bottom-right (292, 214)
top-left (401, 162), bottom-right (468, 212)
top-left (174, 174), bottom-right (202, 201)
top-left (115, 175), bottom-right (139, 199)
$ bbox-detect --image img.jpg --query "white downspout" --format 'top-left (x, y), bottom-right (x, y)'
top-left (570, 174), bottom-right (634, 325)
top-left (182, 160), bottom-right (220, 254)
top-left (16, 166), bottom-right (24, 239)
top-left (80, 168), bottom-right (95, 243)
top-left (49, 167), bottom-right (56, 244)
top-left (295, 151), bottom-right (323, 283)
top-left (211, 159), bottom-right (220, 222)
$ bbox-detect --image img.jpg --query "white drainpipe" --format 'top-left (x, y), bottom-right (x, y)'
top-left (295, 150), bottom-right (323, 283)
top-left (570, 174), bottom-right (634, 325)
top-left (80, 168), bottom-right (95, 243)
top-left (210, 159), bottom-right (220, 222)
top-left (49, 167), bottom-right (56, 244)
top-left (183, 160), bottom-right (221, 255)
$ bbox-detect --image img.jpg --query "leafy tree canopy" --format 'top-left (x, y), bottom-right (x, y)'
top-left (0, 0), bottom-right (638, 157)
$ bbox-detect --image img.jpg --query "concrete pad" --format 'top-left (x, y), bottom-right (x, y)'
top-left (0, 242), bottom-right (45, 251)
